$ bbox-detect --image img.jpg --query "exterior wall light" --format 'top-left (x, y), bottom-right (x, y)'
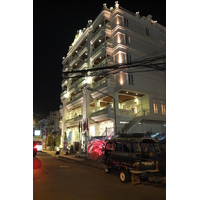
top-left (115, 1), bottom-right (119, 8)
top-left (118, 53), bottom-right (122, 64)
top-left (64, 92), bottom-right (68, 98)
top-left (119, 71), bottom-right (124, 85)
top-left (86, 77), bottom-right (91, 84)
top-left (117, 34), bottom-right (121, 43)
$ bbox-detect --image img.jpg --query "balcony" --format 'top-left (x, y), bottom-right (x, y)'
top-left (60, 90), bottom-right (67, 100)
top-left (66, 92), bottom-right (83, 110)
top-left (91, 28), bottom-right (105, 44)
top-left (62, 64), bottom-right (69, 73)
top-left (91, 44), bottom-right (106, 62)
top-left (78, 59), bottom-right (88, 70)
top-left (90, 79), bottom-right (115, 99)
top-left (61, 79), bottom-right (67, 87)
top-left (90, 106), bottom-right (114, 122)
top-left (78, 44), bottom-right (88, 58)
top-left (69, 55), bottom-right (79, 67)
top-left (65, 115), bottom-right (83, 127)
top-left (68, 77), bottom-right (85, 93)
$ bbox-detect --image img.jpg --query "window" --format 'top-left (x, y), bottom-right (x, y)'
top-left (115, 143), bottom-right (122, 152)
top-left (125, 35), bottom-right (131, 45)
top-left (126, 54), bottom-right (131, 63)
top-left (145, 27), bottom-right (150, 37)
top-left (153, 102), bottom-right (158, 114)
top-left (124, 17), bottom-right (129, 28)
top-left (128, 74), bottom-right (134, 85)
top-left (161, 102), bottom-right (166, 115)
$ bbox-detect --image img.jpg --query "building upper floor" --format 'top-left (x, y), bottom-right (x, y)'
top-left (60, 70), bottom-right (166, 126)
top-left (59, 2), bottom-right (166, 128)
top-left (61, 2), bottom-right (166, 75)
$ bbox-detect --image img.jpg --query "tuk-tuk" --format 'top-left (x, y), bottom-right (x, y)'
top-left (102, 134), bottom-right (161, 183)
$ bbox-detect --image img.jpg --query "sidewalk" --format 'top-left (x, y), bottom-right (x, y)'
top-left (42, 149), bottom-right (105, 170)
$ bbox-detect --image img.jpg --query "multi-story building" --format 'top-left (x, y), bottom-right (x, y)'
top-left (34, 111), bottom-right (61, 138)
top-left (60, 2), bottom-right (166, 148)
top-left (48, 111), bottom-right (61, 134)
top-left (34, 118), bottom-right (49, 138)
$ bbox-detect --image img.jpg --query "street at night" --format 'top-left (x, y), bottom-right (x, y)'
top-left (1, 1), bottom-right (200, 200)
top-left (33, 152), bottom-right (166, 200)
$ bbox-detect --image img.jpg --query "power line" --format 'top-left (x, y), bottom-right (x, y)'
top-left (63, 54), bottom-right (165, 75)
top-left (62, 54), bottom-right (166, 79)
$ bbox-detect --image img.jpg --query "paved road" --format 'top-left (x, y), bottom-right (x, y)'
top-left (33, 152), bottom-right (166, 200)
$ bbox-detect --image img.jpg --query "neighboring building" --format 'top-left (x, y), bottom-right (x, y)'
top-left (34, 118), bottom-right (49, 138)
top-left (60, 2), bottom-right (166, 148)
top-left (33, 111), bottom-right (61, 138)
top-left (48, 111), bottom-right (61, 135)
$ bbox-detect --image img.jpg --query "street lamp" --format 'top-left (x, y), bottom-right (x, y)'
top-left (87, 87), bottom-right (117, 135)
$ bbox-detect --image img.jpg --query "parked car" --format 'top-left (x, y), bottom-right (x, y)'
top-left (102, 134), bottom-right (161, 183)
top-left (33, 141), bottom-right (37, 157)
top-left (34, 140), bottom-right (43, 151)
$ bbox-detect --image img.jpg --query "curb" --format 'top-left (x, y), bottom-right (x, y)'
top-left (43, 150), bottom-right (104, 170)
top-left (58, 155), bottom-right (105, 170)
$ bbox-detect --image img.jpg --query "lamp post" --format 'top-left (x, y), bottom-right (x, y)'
top-left (87, 87), bottom-right (117, 135)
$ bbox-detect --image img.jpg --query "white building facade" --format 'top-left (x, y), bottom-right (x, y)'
top-left (59, 2), bottom-right (166, 148)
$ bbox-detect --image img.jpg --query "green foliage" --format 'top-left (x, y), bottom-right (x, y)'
top-left (47, 134), bottom-right (53, 146)
top-left (56, 134), bottom-right (61, 147)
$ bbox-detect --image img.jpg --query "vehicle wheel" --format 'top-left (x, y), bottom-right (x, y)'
top-left (104, 166), bottom-right (111, 173)
top-left (119, 170), bottom-right (128, 183)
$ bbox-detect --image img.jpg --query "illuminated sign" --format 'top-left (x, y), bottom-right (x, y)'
top-left (35, 130), bottom-right (40, 136)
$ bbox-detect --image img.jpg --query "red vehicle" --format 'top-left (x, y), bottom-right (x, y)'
top-left (33, 141), bottom-right (37, 157)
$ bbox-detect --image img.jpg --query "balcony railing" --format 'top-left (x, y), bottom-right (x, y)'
top-left (65, 115), bottom-right (82, 124)
top-left (90, 106), bottom-right (114, 119)
top-left (91, 43), bottom-right (105, 58)
top-left (69, 77), bottom-right (85, 92)
top-left (77, 59), bottom-right (88, 70)
top-left (78, 44), bottom-right (88, 58)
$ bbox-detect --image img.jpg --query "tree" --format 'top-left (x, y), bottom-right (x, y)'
top-left (56, 134), bottom-right (61, 147)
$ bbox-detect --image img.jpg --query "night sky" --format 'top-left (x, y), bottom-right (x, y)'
top-left (33, 0), bottom-right (166, 122)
